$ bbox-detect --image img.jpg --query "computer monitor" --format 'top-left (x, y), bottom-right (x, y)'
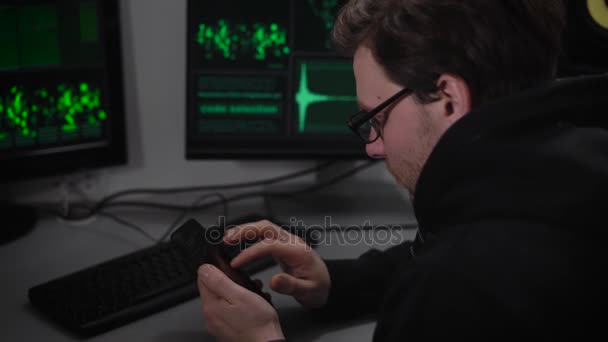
top-left (185, 0), bottom-right (365, 159)
top-left (0, 0), bottom-right (126, 242)
top-left (0, 0), bottom-right (127, 182)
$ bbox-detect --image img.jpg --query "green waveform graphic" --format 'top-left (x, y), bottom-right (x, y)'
top-left (0, 83), bottom-right (105, 139)
top-left (295, 63), bottom-right (357, 133)
top-left (196, 20), bottom-right (289, 61)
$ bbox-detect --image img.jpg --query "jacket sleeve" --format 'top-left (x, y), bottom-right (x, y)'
top-left (314, 240), bottom-right (413, 319)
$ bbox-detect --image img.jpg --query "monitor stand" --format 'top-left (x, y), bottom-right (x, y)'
top-left (262, 161), bottom-right (414, 227)
top-left (0, 203), bottom-right (38, 245)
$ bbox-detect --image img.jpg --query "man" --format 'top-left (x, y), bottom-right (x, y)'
top-left (197, 0), bottom-right (608, 340)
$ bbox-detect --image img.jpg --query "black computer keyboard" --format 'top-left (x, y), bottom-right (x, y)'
top-left (28, 214), bottom-right (317, 337)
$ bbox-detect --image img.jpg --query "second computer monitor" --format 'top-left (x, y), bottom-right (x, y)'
top-left (0, 0), bottom-right (127, 182)
top-left (186, 0), bottom-right (365, 158)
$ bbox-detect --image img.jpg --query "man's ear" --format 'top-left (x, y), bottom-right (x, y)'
top-left (436, 74), bottom-right (472, 123)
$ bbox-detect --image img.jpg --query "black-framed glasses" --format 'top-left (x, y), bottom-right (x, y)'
top-left (347, 88), bottom-right (413, 143)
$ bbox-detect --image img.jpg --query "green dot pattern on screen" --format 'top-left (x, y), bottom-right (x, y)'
top-left (308, 0), bottom-right (339, 30)
top-left (0, 82), bottom-right (105, 136)
top-left (307, 0), bottom-right (340, 48)
top-left (196, 20), bottom-right (289, 61)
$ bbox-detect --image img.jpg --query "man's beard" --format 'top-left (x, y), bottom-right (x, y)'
top-left (386, 155), bottom-right (422, 195)
top-left (385, 109), bottom-right (435, 196)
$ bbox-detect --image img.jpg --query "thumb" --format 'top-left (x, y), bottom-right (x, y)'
top-left (198, 264), bottom-right (244, 301)
top-left (270, 273), bottom-right (313, 296)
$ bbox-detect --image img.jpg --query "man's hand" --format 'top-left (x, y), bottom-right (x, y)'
top-left (225, 220), bottom-right (331, 309)
top-left (198, 263), bottom-right (285, 342)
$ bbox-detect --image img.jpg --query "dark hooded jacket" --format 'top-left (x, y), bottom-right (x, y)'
top-left (319, 74), bottom-right (608, 340)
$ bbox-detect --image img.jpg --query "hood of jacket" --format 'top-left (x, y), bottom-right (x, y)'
top-left (413, 73), bottom-right (608, 233)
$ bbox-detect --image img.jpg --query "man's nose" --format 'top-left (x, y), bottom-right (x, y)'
top-left (365, 135), bottom-right (385, 159)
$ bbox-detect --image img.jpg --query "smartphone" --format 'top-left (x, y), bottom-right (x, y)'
top-left (171, 219), bottom-right (272, 305)
top-left (206, 243), bottom-right (273, 305)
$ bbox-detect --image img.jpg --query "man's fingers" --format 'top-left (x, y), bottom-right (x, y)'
top-left (198, 264), bottom-right (248, 303)
top-left (230, 237), bottom-right (307, 268)
top-left (224, 220), bottom-right (292, 244)
top-left (269, 273), bottom-right (316, 296)
top-left (198, 271), bottom-right (218, 304)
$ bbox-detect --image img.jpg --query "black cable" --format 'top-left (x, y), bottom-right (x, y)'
top-left (66, 160), bottom-right (379, 219)
top-left (272, 160), bottom-right (378, 198)
top-left (90, 160), bottom-right (338, 213)
top-left (46, 160), bottom-right (414, 236)
top-left (97, 211), bottom-right (158, 243)
top-left (157, 192), bottom-right (229, 243)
